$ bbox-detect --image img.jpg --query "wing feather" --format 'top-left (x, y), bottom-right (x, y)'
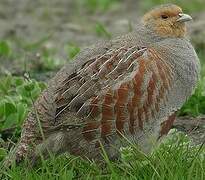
top-left (53, 45), bottom-right (174, 143)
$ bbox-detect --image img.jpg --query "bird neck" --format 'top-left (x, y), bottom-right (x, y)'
top-left (135, 25), bottom-right (166, 44)
top-left (144, 22), bottom-right (187, 38)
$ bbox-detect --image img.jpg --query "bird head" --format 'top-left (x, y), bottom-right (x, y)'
top-left (142, 4), bottom-right (192, 38)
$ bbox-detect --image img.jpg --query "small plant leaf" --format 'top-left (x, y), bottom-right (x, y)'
top-left (0, 41), bottom-right (11, 57)
top-left (95, 22), bottom-right (111, 39)
top-left (3, 113), bottom-right (18, 129)
top-left (65, 43), bottom-right (80, 59)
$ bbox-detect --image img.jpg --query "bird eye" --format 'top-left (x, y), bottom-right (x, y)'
top-left (161, 15), bottom-right (168, 19)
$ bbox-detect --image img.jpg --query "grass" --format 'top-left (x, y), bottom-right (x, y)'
top-left (0, 130), bottom-right (204, 179)
top-left (0, 75), bottom-right (46, 143)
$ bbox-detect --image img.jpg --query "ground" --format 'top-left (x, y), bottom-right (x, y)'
top-left (0, 0), bottom-right (204, 179)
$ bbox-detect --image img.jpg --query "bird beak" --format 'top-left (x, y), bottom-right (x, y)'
top-left (177, 13), bottom-right (192, 22)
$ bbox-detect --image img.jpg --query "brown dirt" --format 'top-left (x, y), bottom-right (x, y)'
top-left (174, 116), bottom-right (205, 145)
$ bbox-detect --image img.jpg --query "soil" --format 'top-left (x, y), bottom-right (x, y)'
top-left (174, 116), bottom-right (205, 145)
top-left (0, 0), bottom-right (139, 58)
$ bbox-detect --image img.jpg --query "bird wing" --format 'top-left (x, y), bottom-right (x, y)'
top-left (53, 44), bottom-right (174, 141)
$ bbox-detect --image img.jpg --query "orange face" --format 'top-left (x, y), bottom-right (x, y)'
top-left (142, 4), bottom-right (192, 38)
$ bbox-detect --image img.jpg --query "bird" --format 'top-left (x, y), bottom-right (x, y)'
top-left (7, 4), bottom-right (200, 164)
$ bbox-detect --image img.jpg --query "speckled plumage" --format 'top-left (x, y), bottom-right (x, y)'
top-left (7, 4), bottom-right (200, 164)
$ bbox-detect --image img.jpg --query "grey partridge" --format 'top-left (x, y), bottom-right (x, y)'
top-left (10, 4), bottom-right (200, 163)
